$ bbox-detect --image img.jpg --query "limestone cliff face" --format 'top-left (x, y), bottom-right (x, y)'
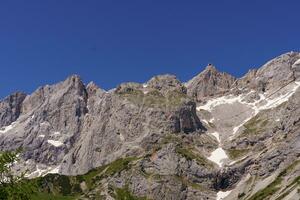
top-left (1, 52), bottom-right (300, 200)
top-left (0, 92), bottom-right (26, 127)
top-left (0, 74), bottom-right (204, 176)
top-left (236, 52), bottom-right (300, 92)
top-left (186, 64), bottom-right (236, 102)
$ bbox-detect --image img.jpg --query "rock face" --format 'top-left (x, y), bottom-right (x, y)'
top-left (186, 64), bottom-right (236, 102)
top-left (236, 51), bottom-right (300, 93)
top-left (0, 92), bottom-right (26, 127)
top-left (1, 52), bottom-right (300, 200)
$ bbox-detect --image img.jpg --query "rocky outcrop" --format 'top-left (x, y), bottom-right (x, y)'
top-left (236, 51), bottom-right (300, 93)
top-left (0, 74), bottom-right (204, 176)
top-left (0, 92), bottom-right (26, 127)
top-left (186, 64), bottom-right (236, 102)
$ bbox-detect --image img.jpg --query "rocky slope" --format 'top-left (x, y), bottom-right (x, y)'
top-left (1, 51), bottom-right (300, 200)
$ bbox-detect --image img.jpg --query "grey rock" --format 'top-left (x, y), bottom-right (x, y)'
top-left (0, 92), bottom-right (26, 127)
top-left (186, 64), bottom-right (236, 102)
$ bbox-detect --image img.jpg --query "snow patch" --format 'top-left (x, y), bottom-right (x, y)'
top-left (229, 156), bottom-right (247, 165)
top-left (211, 132), bottom-right (220, 143)
top-left (26, 165), bottom-right (61, 178)
top-left (40, 121), bottom-right (50, 126)
top-left (53, 131), bottom-right (61, 135)
top-left (232, 115), bottom-right (254, 136)
top-left (207, 148), bottom-right (229, 167)
top-left (216, 190), bottom-right (232, 200)
top-left (47, 165), bottom-right (60, 174)
top-left (293, 58), bottom-right (300, 66)
top-left (0, 122), bottom-right (15, 133)
top-left (197, 95), bottom-right (242, 112)
top-left (231, 82), bottom-right (300, 137)
top-left (119, 133), bottom-right (125, 141)
top-left (38, 135), bottom-right (45, 138)
top-left (143, 84), bottom-right (148, 88)
top-left (47, 140), bottom-right (64, 147)
top-left (202, 119), bottom-right (209, 124)
top-left (258, 83), bottom-right (299, 111)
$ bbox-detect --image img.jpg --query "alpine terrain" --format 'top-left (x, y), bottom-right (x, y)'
top-left (1, 51), bottom-right (300, 200)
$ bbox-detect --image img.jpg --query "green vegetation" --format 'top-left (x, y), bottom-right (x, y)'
top-left (160, 134), bottom-right (181, 145)
top-left (118, 89), bottom-right (145, 106)
top-left (175, 146), bottom-right (214, 168)
top-left (166, 90), bottom-right (188, 107)
top-left (208, 121), bottom-right (216, 128)
top-left (104, 157), bottom-right (138, 177)
top-left (31, 193), bottom-right (76, 200)
top-left (0, 149), bottom-right (36, 200)
top-left (248, 160), bottom-right (300, 200)
top-left (118, 88), bottom-right (188, 108)
top-left (110, 185), bottom-right (148, 200)
top-left (275, 176), bottom-right (300, 200)
top-left (238, 192), bottom-right (246, 199)
top-left (144, 90), bottom-right (166, 107)
top-left (226, 148), bottom-right (249, 160)
top-left (31, 157), bottom-right (139, 199)
top-left (241, 115), bottom-right (269, 137)
top-left (248, 176), bottom-right (283, 200)
top-left (175, 175), bottom-right (206, 191)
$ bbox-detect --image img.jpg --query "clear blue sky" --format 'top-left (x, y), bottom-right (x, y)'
top-left (0, 0), bottom-right (299, 98)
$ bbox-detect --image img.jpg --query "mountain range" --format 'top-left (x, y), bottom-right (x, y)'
top-left (1, 51), bottom-right (300, 200)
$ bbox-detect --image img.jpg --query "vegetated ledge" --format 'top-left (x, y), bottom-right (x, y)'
top-left (31, 157), bottom-right (140, 199)
top-left (247, 159), bottom-right (300, 200)
top-left (116, 87), bottom-right (190, 108)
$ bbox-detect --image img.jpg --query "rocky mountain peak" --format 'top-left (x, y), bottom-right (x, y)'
top-left (1, 52), bottom-right (300, 200)
top-left (236, 51), bottom-right (300, 93)
top-left (186, 65), bottom-right (236, 102)
top-left (86, 81), bottom-right (105, 96)
top-left (204, 63), bottom-right (217, 72)
top-left (147, 74), bottom-right (187, 95)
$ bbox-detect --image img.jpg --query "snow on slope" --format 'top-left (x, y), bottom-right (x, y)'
top-left (198, 81), bottom-right (300, 138)
top-left (207, 132), bottom-right (229, 167)
top-left (208, 147), bottom-right (229, 167)
top-left (47, 140), bottom-right (64, 147)
top-left (0, 122), bottom-right (15, 133)
top-left (216, 190), bottom-right (232, 200)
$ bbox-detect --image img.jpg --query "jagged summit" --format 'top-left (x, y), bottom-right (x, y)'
top-left (186, 64), bottom-right (236, 102)
top-left (236, 51), bottom-right (300, 93)
top-left (204, 63), bottom-right (218, 72)
top-left (1, 52), bottom-right (300, 200)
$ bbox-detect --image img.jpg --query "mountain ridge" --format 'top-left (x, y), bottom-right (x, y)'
top-left (1, 51), bottom-right (300, 200)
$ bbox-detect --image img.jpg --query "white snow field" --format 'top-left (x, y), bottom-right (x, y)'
top-left (0, 122), bottom-right (15, 133)
top-left (47, 140), bottom-right (64, 147)
top-left (216, 190), bottom-right (232, 200)
top-left (208, 147), bottom-right (229, 167)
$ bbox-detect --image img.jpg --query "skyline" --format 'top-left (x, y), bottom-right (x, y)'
top-left (1, 50), bottom-right (296, 98)
top-left (0, 0), bottom-right (300, 98)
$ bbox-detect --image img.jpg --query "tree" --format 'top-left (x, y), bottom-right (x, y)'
top-left (0, 149), bottom-right (35, 200)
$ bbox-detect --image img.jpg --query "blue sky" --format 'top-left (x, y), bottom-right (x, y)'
top-left (0, 0), bottom-right (299, 98)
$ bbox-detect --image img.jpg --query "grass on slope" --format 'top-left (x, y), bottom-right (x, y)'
top-left (31, 193), bottom-right (76, 200)
top-left (175, 146), bottom-right (215, 168)
top-left (109, 185), bottom-right (148, 200)
top-left (118, 88), bottom-right (188, 108)
top-left (248, 160), bottom-right (300, 200)
top-left (33, 157), bottom-right (139, 199)
top-left (226, 148), bottom-right (249, 160)
top-left (241, 115), bottom-right (269, 137)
